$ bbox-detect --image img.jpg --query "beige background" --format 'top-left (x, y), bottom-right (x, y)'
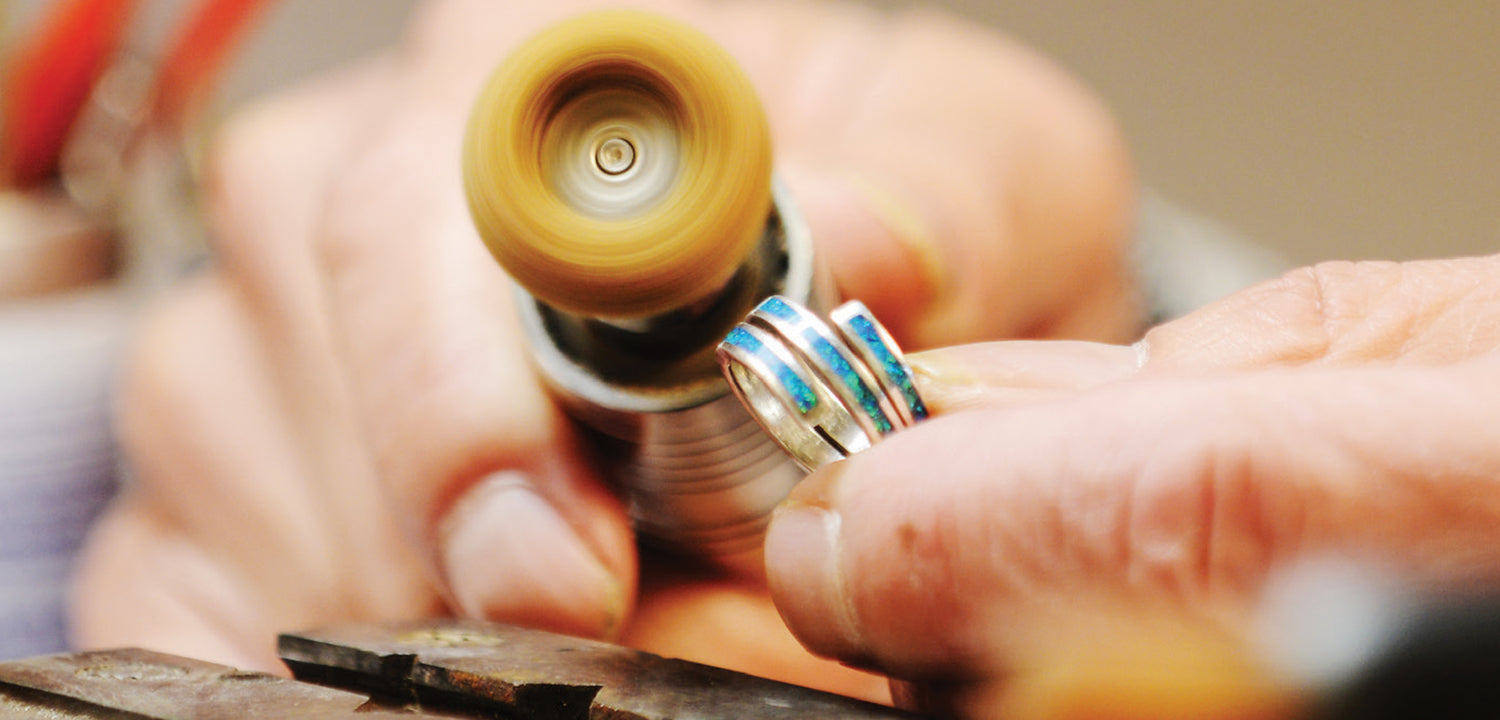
top-left (949, 1), bottom-right (1500, 266)
top-left (8, 0), bottom-right (1499, 267)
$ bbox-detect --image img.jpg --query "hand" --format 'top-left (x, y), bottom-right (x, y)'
top-left (71, 0), bottom-right (1136, 699)
top-left (765, 256), bottom-right (1500, 716)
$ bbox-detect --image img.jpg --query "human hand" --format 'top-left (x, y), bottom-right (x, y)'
top-left (765, 255), bottom-right (1500, 716)
top-left (71, 0), bottom-right (1135, 698)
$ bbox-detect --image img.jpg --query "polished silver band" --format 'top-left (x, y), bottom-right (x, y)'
top-left (717, 295), bottom-right (927, 472)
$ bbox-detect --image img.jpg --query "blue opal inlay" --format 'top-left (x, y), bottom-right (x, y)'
top-left (848, 315), bottom-right (928, 420)
top-left (804, 328), bottom-right (893, 434)
top-left (726, 327), bottom-right (817, 414)
top-left (760, 296), bottom-right (798, 321)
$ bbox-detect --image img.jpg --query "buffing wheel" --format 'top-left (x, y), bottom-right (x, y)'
top-left (464, 10), bottom-right (773, 319)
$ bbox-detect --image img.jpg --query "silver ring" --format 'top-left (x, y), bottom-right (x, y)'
top-left (716, 295), bottom-right (928, 472)
top-left (829, 300), bottom-right (928, 426)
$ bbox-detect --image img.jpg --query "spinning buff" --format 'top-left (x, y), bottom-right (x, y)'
top-left (463, 10), bottom-right (922, 557)
top-left (465, 9), bottom-right (771, 318)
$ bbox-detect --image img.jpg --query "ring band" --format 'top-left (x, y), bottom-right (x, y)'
top-left (717, 295), bottom-right (928, 471)
top-left (829, 300), bottom-right (928, 426)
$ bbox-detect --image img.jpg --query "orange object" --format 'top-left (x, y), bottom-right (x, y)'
top-left (0, 0), bottom-right (140, 187)
top-left (464, 10), bottom-right (774, 318)
top-left (153, 0), bottom-right (273, 131)
top-left (0, 0), bottom-right (274, 188)
top-left (991, 603), bottom-right (1303, 720)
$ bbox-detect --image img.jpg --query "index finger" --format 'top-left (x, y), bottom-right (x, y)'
top-left (711, 3), bottom-right (1138, 346)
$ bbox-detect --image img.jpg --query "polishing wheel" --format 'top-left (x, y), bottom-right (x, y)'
top-left (464, 11), bottom-right (814, 559)
top-left (464, 10), bottom-right (773, 319)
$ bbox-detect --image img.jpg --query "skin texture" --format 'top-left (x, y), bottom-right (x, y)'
top-left (765, 257), bottom-right (1500, 717)
top-left (72, 0), bottom-right (1134, 707)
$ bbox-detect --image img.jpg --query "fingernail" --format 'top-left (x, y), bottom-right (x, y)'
top-left (785, 457), bottom-right (846, 510)
top-left (441, 471), bottom-right (625, 638)
top-left (779, 163), bottom-right (944, 338)
top-left (908, 340), bottom-right (1141, 411)
top-left (765, 462), bottom-right (866, 658)
top-left (840, 171), bottom-right (946, 296)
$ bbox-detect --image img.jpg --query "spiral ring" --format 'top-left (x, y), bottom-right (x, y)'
top-left (717, 296), bottom-right (927, 471)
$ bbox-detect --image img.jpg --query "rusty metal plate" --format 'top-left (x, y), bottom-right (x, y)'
top-left (279, 619), bottom-right (920, 720)
top-left (0, 647), bottom-right (460, 719)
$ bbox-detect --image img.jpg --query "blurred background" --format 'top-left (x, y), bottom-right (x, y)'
top-left (969, 0), bottom-right (1500, 266)
top-left (10, 0), bottom-right (1498, 264)
top-left (0, 0), bottom-right (1496, 660)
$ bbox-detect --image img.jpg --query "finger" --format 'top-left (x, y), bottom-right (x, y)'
top-left (105, 276), bottom-right (326, 612)
top-left (908, 256), bottom-right (1500, 413)
top-left (909, 340), bottom-right (1143, 413)
top-left (75, 275), bottom-right (358, 669)
top-left (314, 95), bottom-right (634, 638)
top-left (202, 65), bottom-right (440, 619)
top-left (741, 3), bottom-right (1138, 347)
top-left (205, 57), bottom-right (392, 304)
top-left (1142, 257), bottom-right (1500, 371)
top-left (71, 494), bottom-right (283, 672)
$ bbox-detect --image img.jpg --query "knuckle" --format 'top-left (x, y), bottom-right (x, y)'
top-left (205, 90), bottom-right (321, 223)
top-left (1142, 260), bottom-right (1403, 370)
top-left (1113, 392), bottom-right (1300, 610)
top-left (316, 107), bottom-right (458, 284)
top-left (202, 105), bottom-right (284, 253)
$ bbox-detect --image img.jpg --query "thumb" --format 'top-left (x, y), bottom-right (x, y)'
top-left (768, 360), bottom-right (1500, 669)
top-left (764, 255), bottom-right (1500, 710)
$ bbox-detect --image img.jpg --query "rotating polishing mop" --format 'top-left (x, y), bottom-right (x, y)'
top-left (464, 10), bottom-right (826, 557)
